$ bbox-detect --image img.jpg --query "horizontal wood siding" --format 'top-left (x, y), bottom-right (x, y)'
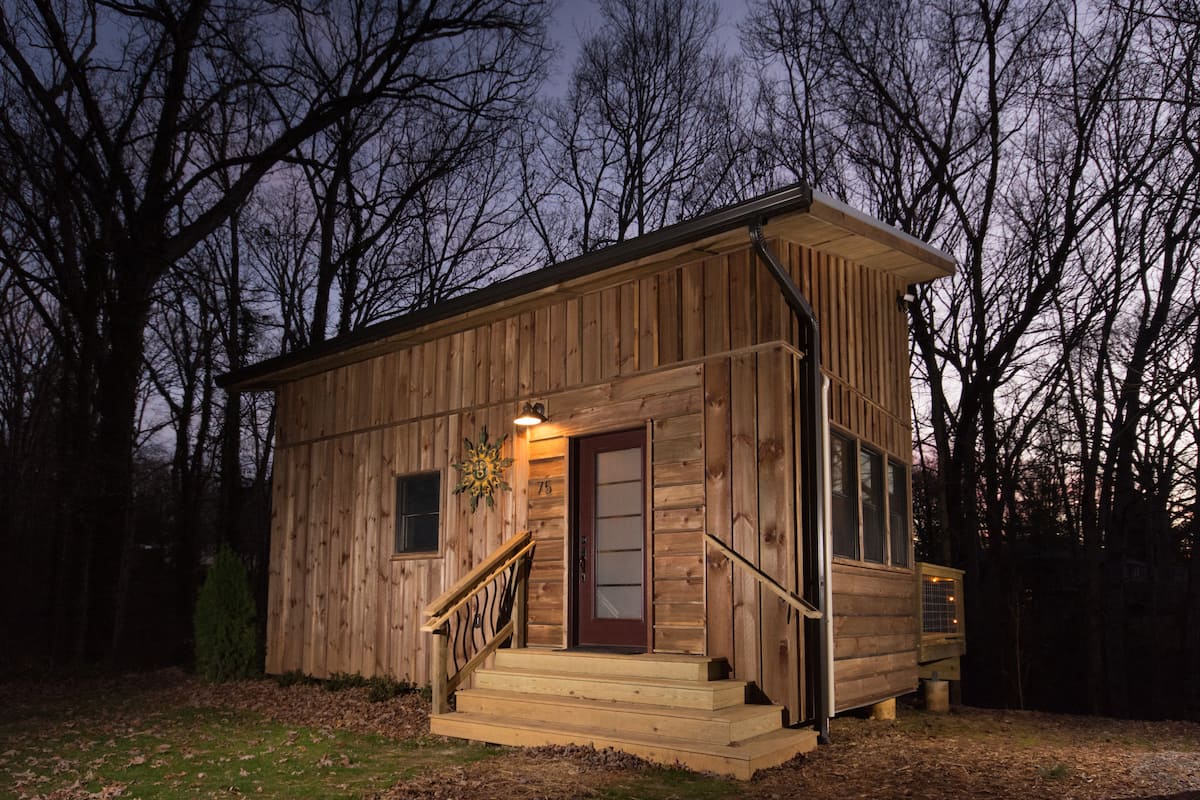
top-left (525, 364), bottom-right (705, 650)
top-left (831, 561), bottom-right (919, 711)
top-left (651, 408), bottom-right (705, 654)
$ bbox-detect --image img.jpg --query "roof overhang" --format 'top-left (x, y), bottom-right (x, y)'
top-left (220, 183), bottom-right (955, 391)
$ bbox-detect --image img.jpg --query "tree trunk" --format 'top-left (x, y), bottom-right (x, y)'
top-left (88, 267), bottom-right (152, 665)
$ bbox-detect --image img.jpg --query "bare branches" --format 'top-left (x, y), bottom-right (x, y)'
top-left (0, 0), bottom-right (549, 663)
top-left (524, 0), bottom-right (751, 261)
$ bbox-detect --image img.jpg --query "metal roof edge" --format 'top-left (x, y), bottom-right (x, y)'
top-left (808, 189), bottom-right (957, 276)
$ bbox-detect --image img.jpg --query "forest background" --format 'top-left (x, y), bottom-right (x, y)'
top-left (0, 0), bottom-right (1196, 721)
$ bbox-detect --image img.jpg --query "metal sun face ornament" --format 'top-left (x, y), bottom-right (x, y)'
top-left (452, 427), bottom-right (514, 512)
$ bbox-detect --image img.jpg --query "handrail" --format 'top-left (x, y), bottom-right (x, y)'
top-left (705, 532), bottom-right (822, 620)
top-left (423, 531), bottom-right (534, 626)
top-left (423, 531), bottom-right (535, 715)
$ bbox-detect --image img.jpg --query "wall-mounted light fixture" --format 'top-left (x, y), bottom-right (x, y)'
top-left (896, 291), bottom-right (916, 311)
top-left (513, 401), bottom-right (548, 427)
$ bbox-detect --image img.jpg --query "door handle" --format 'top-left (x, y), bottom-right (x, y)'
top-left (578, 536), bottom-right (587, 582)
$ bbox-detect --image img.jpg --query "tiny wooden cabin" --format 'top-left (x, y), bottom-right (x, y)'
top-left (222, 184), bottom-right (954, 777)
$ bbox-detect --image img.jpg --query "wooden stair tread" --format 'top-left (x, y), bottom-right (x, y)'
top-left (478, 666), bottom-right (747, 692)
top-left (436, 650), bottom-right (816, 778)
top-left (455, 687), bottom-right (783, 744)
top-left (457, 687), bottom-right (781, 723)
top-left (431, 710), bottom-right (817, 779)
top-left (506, 650), bottom-right (718, 663)
top-left (474, 667), bottom-right (747, 709)
top-left (495, 649), bottom-right (726, 680)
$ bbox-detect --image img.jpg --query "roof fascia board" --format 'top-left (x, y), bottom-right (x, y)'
top-left (807, 190), bottom-right (957, 277)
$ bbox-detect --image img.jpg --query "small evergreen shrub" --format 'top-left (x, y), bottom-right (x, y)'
top-left (273, 670), bottom-right (320, 688)
top-left (324, 672), bottom-right (369, 692)
top-left (366, 675), bottom-right (416, 702)
top-left (193, 545), bottom-right (258, 682)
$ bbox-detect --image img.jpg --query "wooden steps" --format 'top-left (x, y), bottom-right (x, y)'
top-left (430, 649), bottom-right (818, 779)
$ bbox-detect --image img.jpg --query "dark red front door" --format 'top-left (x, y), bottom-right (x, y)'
top-left (574, 429), bottom-right (648, 649)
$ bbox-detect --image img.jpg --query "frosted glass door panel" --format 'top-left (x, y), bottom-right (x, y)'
top-left (597, 448), bottom-right (642, 482)
top-left (596, 550), bottom-right (642, 584)
top-left (595, 515), bottom-right (642, 549)
top-left (593, 446), bottom-right (642, 621)
top-left (597, 482), bottom-right (642, 514)
top-left (595, 586), bottom-right (642, 619)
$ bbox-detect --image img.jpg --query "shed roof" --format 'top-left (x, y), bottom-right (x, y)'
top-left (220, 183), bottom-right (954, 391)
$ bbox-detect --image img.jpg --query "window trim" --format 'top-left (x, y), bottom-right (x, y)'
top-left (828, 426), bottom-right (913, 571)
top-left (391, 469), bottom-right (444, 560)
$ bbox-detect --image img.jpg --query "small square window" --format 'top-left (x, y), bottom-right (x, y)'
top-left (395, 472), bottom-right (441, 555)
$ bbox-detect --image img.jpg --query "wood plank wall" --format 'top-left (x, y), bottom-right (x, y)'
top-left (266, 404), bottom-right (524, 685)
top-left (521, 366), bottom-right (706, 651)
top-left (831, 562), bottom-right (919, 709)
top-left (703, 347), bottom-right (805, 722)
top-left (265, 236), bottom-right (918, 716)
top-left (779, 240), bottom-right (921, 710)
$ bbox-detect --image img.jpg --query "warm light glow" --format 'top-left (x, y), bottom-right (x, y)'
top-left (513, 401), bottom-right (548, 426)
top-left (947, 595), bottom-right (955, 602)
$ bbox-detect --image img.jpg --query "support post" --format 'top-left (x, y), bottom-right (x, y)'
top-left (513, 560), bottom-right (528, 649)
top-left (432, 625), bottom-right (450, 715)
top-left (870, 698), bottom-right (897, 720)
top-left (924, 678), bottom-right (950, 712)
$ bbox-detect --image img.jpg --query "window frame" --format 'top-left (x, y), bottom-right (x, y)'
top-left (830, 432), bottom-right (860, 560)
top-left (828, 426), bottom-right (913, 570)
top-left (859, 445), bottom-right (886, 564)
top-left (392, 470), bottom-right (443, 559)
top-left (887, 458), bottom-right (911, 568)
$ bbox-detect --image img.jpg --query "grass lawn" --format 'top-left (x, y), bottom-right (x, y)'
top-left (1, 704), bottom-right (498, 799)
top-left (0, 674), bottom-right (739, 800)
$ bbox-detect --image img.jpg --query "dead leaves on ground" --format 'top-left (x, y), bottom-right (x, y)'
top-left (3, 672), bottom-right (1199, 799)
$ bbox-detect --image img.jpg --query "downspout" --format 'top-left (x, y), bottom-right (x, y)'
top-left (749, 218), bottom-right (832, 745)
top-left (821, 377), bottom-right (835, 723)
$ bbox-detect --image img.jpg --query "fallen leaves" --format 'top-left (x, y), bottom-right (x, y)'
top-left (4, 671), bottom-right (1199, 800)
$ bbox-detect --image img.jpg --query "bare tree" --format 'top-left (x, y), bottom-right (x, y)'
top-left (524, 0), bottom-right (752, 261)
top-left (744, 0), bottom-right (1197, 712)
top-left (0, 0), bottom-right (549, 664)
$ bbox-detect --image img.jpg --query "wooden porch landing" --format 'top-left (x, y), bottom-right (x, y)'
top-left (430, 649), bottom-right (817, 780)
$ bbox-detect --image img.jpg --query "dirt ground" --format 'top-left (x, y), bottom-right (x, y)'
top-left (3, 671), bottom-right (1199, 799)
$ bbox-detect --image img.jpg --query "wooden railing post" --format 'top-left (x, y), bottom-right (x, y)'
top-left (513, 559), bottom-right (528, 649)
top-left (432, 625), bottom-right (450, 715)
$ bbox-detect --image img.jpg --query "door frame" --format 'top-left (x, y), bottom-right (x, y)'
top-left (568, 426), bottom-right (652, 651)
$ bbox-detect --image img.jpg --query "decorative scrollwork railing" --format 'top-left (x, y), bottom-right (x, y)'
top-left (422, 531), bottom-right (535, 715)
